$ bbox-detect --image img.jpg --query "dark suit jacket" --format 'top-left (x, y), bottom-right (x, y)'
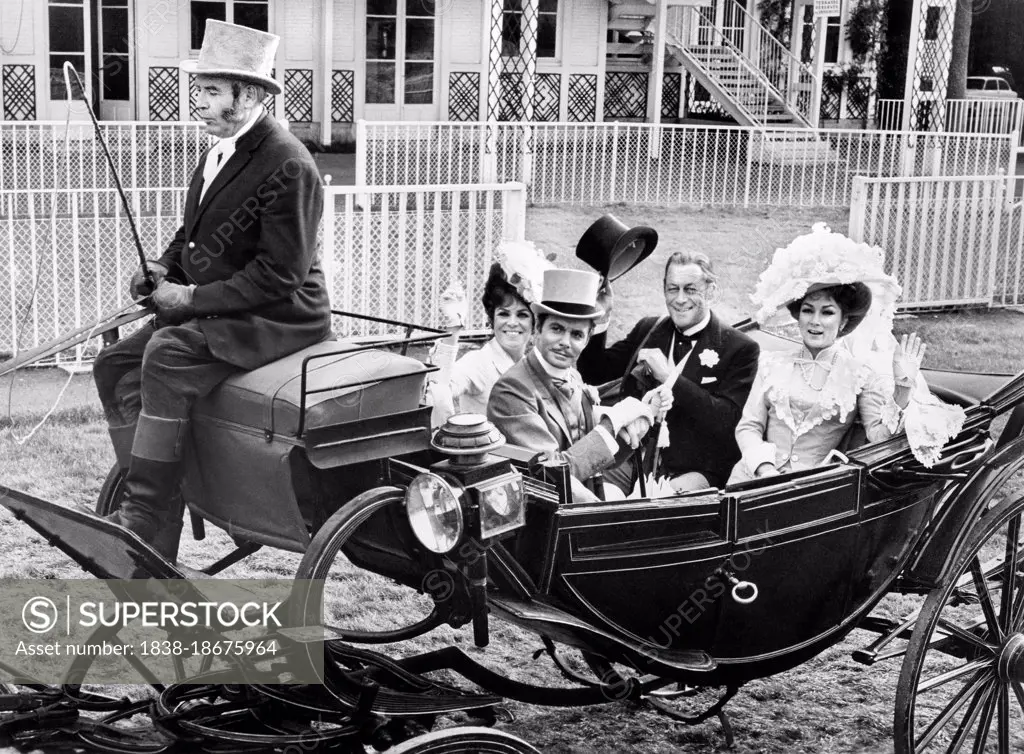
top-left (577, 313), bottom-right (759, 487)
top-left (158, 112), bottom-right (332, 370)
top-left (487, 352), bottom-right (624, 487)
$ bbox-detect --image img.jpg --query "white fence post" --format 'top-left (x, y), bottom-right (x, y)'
top-left (501, 182), bottom-right (527, 241)
top-left (848, 176), bottom-right (867, 242)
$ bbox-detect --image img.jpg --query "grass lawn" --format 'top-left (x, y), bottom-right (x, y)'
top-left (1, 204), bottom-right (1023, 752)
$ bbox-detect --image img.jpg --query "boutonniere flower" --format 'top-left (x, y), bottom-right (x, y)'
top-left (699, 349), bottom-right (720, 369)
top-left (582, 384), bottom-right (601, 406)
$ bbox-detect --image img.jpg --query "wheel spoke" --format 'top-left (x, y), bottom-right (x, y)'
top-left (971, 557), bottom-right (1005, 643)
top-left (969, 683), bottom-right (997, 754)
top-left (1012, 682), bottom-right (1024, 716)
top-left (996, 685), bottom-right (1010, 753)
top-left (920, 660), bottom-right (993, 694)
top-left (917, 670), bottom-right (993, 750)
top-left (937, 618), bottom-right (999, 654)
top-left (1000, 516), bottom-right (1021, 633)
top-left (944, 681), bottom-right (992, 754)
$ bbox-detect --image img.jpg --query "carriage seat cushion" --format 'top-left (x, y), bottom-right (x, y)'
top-left (193, 339), bottom-right (430, 437)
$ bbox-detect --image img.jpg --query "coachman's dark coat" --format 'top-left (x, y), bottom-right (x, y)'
top-left (158, 112), bottom-right (332, 370)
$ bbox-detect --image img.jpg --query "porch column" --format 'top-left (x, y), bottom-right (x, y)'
top-left (320, 0), bottom-right (333, 146)
top-left (900, 0), bottom-right (925, 132)
top-left (809, 14), bottom-right (828, 128)
top-left (647, 0), bottom-right (669, 158)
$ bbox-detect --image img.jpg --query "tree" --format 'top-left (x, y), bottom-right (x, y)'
top-left (946, 0), bottom-right (972, 99)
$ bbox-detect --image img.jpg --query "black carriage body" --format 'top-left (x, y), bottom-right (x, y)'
top-left (179, 339), bottom-right (433, 551)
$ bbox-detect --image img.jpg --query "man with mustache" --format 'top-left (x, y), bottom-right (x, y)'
top-left (487, 269), bottom-right (664, 501)
top-left (578, 251), bottom-right (760, 494)
top-left (90, 21), bottom-right (331, 561)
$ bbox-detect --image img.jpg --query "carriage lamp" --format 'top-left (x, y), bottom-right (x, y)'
top-left (428, 414), bottom-right (526, 541)
top-left (405, 473), bottom-right (464, 554)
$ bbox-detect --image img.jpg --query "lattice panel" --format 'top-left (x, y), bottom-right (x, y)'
top-left (2, 65), bottom-right (36, 121)
top-left (148, 67), bottom-right (179, 121)
top-left (331, 70), bottom-right (355, 123)
top-left (567, 74), bottom-right (597, 122)
top-left (662, 72), bottom-right (682, 119)
top-left (285, 69), bottom-right (314, 122)
top-left (846, 76), bottom-right (873, 123)
top-left (488, 0), bottom-right (538, 121)
top-left (533, 73), bottom-right (559, 122)
top-left (910, 1), bottom-right (955, 131)
top-left (604, 72), bottom-right (647, 120)
top-left (686, 75), bottom-right (729, 120)
top-left (448, 72), bottom-right (480, 121)
top-left (820, 73), bottom-right (843, 122)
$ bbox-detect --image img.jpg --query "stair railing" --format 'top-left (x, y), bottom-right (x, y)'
top-left (672, 0), bottom-right (818, 127)
top-left (665, 6), bottom-right (771, 127)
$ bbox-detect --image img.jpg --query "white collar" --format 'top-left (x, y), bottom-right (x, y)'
top-left (682, 311), bottom-right (711, 337)
top-left (215, 105), bottom-right (263, 150)
top-left (486, 337), bottom-right (518, 370)
top-left (533, 347), bottom-right (570, 380)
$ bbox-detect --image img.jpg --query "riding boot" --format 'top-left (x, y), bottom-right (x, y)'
top-left (108, 423), bottom-right (136, 471)
top-left (115, 413), bottom-right (189, 548)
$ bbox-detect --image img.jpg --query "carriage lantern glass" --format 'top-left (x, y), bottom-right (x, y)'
top-left (406, 473), bottom-right (464, 553)
top-left (477, 472), bottom-right (526, 540)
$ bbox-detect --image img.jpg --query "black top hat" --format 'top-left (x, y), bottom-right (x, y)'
top-left (575, 214), bottom-right (659, 282)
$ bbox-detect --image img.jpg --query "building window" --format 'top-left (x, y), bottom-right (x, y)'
top-left (365, 0), bottom-right (435, 105)
top-left (824, 15), bottom-right (841, 64)
top-left (48, 0), bottom-right (86, 99)
top-left (502, 0), bottom-right (558, 59)
top-left (100, 0), bottom-right (130, 101)
top-left (191, 1), bottom-right (269, 49)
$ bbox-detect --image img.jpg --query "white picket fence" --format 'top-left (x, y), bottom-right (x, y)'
top-left (0, 122), bottom-right (211, 190)
top-left (0, 182), bottom-right (525, 359)
top-left (849, 174), bottom-right (1024, 310)
top-left (356, 120), bottom-right (1018, 208)
top-left (874, 99), bottom-right (1024, 142)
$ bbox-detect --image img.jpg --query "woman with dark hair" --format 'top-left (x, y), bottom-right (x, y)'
top-left (428, 241), bottom-right (551, 427)
top-left (729, 225), bottom-right (963, 484)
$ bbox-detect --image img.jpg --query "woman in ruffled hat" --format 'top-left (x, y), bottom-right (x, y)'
top-left (729, 224), bottom-right (965, 484)
top-left (427, 241), bottom-right (552, 427)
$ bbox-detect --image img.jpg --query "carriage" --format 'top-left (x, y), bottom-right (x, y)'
top-left (1, 308), bottom-right (1023, 753)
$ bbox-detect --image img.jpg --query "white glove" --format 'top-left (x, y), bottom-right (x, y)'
top-left (602, 396), bottom-right (655, 436)
top-left (643, 385), bottom-right (673, 420)
top-left (439, 283), bottom-right (468, 329)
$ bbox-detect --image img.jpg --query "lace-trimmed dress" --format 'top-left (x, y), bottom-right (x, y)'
top-left (428, 338), bottom-right (518, 426)
top-left (728, 342), bottom-right (902, 484)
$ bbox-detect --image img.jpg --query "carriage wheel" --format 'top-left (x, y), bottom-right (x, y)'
top-left (95, 462), bottom-right (125, 515)
top-left (894, 492), bottom-right (1024, 753)
top-left (383, 726), bottom-right (540, 753)
top-left (289, 487), bottom-right (445, 644)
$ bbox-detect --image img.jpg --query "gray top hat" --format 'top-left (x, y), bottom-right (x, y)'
top-left (180, 20), bottom-right (282, 95)
top-left (529, 269), bottom-right (604, 321)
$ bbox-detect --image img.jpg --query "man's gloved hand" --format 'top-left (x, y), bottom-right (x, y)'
top-left (601, 396), bottom-right (654, 436)
top-left (617, 416), bottom-right (653, 449)
top-left (151, 282), bottom-right (196, 324)
top-left (129, 261), bottom-right (169, 300)
top-left (643, 385), bottom-right (673, 419)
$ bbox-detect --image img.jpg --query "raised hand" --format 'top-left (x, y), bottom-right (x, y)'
top-left (438, 283), bottom-right (468, 330)
top-left (893, 332), bottom-right (926, 387)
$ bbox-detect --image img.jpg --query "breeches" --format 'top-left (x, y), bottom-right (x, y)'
top-left (93, 319), bottom-right (240, 425)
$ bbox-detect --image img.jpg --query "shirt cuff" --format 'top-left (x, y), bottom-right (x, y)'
top-left (594, 425), bottom-right (620, 455)
top-left (745, 442), bottom-right (777, 476)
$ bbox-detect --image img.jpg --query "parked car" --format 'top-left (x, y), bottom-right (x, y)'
top-left (965, 76), bottom-right (1020, 100)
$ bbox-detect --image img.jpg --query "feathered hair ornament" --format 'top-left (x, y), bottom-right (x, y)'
top-left (497, 240), bottom-right (555, 305)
